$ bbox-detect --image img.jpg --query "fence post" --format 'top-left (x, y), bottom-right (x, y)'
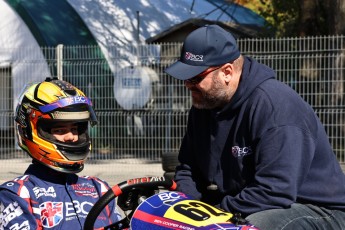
top-left (56, 44), bottom-right (64, 80)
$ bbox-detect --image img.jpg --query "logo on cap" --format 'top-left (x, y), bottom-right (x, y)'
top-left (185, 52), bottom-right (203, 62)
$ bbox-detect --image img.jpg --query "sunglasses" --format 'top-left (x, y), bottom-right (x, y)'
top-left (186, 65), bottom-right (223, 84)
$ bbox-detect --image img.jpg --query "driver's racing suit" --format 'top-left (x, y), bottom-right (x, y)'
top-left (0, 163), bottom-right (121, 229)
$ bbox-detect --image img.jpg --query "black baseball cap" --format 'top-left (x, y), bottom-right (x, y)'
top-left (165, 24), bottom-right (240, 80)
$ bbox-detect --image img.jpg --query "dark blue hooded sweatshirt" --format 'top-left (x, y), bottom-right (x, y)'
top-left (175, 56), bottom-right (345, 217)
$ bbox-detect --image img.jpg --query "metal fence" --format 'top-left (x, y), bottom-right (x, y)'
top-left (0, 35), bottom-right (344, 164)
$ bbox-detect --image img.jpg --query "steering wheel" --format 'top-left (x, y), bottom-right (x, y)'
top-left (83, 176), bottom-right (177, 230)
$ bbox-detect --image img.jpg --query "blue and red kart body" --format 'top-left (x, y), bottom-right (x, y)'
top-left (131, 190), bottom-right (258, 230)
top-left (84, 176), bottom-right (259, 230)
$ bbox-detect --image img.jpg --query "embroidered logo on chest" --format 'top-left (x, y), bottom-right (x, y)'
top-left (232, 146), bottom-right (252, 158)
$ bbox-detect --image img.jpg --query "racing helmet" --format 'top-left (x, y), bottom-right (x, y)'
top-left (15, 77), bottom-right (98, 173)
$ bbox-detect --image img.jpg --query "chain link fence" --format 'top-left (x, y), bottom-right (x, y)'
top-left (0, 36), bottom-right (344, 166)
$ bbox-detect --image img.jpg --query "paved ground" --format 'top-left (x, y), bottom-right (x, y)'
top-left (0, 158), bottom-right (164, 187)
top-left (1, 158), bottom-right (344, 187)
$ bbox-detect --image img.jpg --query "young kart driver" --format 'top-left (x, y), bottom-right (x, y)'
top-left (165, 24), bottom-right (345, 229)
top-left (0, 78), bottom-right (121, 229)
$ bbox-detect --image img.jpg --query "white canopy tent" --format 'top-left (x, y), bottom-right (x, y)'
top-left (0, 0), bottom-right (50, 128)
top-left (0, 0), bottom-right (266, 112)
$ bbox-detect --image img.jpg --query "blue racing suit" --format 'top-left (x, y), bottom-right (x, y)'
top-left (0, 163), bottom-right (121, 229)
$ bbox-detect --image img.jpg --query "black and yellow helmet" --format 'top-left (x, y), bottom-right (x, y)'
top-left (15, 77), bottom-right (98, 173)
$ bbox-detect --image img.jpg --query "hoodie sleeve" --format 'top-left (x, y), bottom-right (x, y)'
top-left (174, 109), bottom-right (203, 200)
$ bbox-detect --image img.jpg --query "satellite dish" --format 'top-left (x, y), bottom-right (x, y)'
top-left (114, 66), bottom-right (157, 110)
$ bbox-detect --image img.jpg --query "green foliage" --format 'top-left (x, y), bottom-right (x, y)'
top-left (236, 0), bottom-right (300, 37)
top-left (237, 0), bottom-right (336, 36)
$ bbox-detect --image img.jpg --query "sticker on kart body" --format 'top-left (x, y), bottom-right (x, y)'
top-left (165, 200), bottom-right (231, 227)
top-left (130, 191), bottom-right (259, 230)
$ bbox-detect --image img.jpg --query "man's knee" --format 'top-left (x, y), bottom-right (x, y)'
top-left (246, 207), bottom-right (293, 229)
top-left (245, 204), bottom-right (345, 230)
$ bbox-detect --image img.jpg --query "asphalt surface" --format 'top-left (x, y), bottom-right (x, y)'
top-left (1, 158), bottom-right (344, 187)
top-left (0, 158), bottom-right (164, 187)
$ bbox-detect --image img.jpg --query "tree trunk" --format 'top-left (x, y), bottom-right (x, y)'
top-left (329, 0), bottom-right (345, 34)
top-left (299, 0), bottom-right (319, 36)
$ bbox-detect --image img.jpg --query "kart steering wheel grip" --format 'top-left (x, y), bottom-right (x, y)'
top-left (83, 176), bottom-right (177, 230)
